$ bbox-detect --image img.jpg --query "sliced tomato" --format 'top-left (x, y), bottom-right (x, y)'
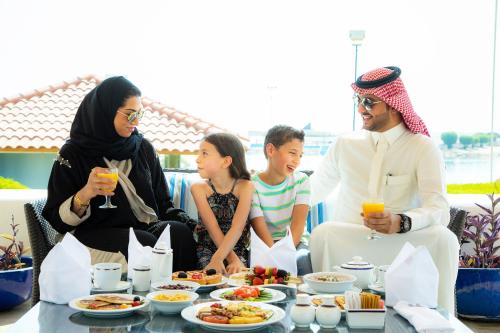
top-left (202, 315), bottom-right (229, 324)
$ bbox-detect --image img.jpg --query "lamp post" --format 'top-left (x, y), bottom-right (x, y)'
top-left (350, 30), bottom-right (365, 130)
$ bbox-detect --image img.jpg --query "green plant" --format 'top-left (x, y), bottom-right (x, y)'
top-left (441, 131), bottom-right (458, 149)
top-left (0, 215), bottom-right (29, 271)
top-left (0, 176), bottom-right (28, 189)
top-left (459, 135), bottom-right (473, 149)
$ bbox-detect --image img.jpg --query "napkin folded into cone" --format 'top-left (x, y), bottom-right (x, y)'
top-left (127, 225), bottom-right (170, 280)
top-left (39, 233), bottom-right (92, 304)
top-left (250, 226), bottom-right (297, 276)
top-left (385, 242), bottom-right (439, 308)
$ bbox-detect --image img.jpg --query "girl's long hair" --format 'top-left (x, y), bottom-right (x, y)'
top-left (204, 133), bottom-right (251, 180)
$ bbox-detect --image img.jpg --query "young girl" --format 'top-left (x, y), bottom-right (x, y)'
top-left (191, 133), bottom-right (254, 274)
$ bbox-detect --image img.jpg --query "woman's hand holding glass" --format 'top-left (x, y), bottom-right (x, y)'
top-left (78, 167), bottom-right (119, 208)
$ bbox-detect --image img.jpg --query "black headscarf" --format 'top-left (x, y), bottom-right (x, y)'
top-left (68, 76), bottom-right (144, 160)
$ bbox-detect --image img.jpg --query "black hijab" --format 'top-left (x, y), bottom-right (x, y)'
top-left (68, 76), bottom-right (143, 160)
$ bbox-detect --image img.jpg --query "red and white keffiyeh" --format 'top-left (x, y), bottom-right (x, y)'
top-left (351, 66), bottom-right (429, 137)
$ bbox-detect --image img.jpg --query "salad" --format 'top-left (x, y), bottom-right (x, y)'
top-left (221, 286), bottom-right (273, 302)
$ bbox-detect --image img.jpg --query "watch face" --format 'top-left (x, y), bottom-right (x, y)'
top-left (403, 219), bottom-right (410, 231)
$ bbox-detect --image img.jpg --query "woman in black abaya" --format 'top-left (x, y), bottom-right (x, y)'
top-left (42, 76), bottom-right (198, 271)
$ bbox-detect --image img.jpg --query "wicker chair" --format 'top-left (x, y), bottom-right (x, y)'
top-left (24, 198), bottom-right (60, 306)
top-left (447, 206), bottom-right (468, 241)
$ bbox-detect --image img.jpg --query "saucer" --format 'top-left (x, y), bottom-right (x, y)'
top-left (367, 283), bottom-right (385, 294)
top-left (298, 283), bottom-right (361, 295)
top-left (91, 280), bottom-right (132, 294)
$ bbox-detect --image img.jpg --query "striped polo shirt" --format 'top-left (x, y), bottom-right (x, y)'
top-left (250, 171), bottom-right (311, 243)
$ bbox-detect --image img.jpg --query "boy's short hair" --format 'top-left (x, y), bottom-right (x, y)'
top-left (264, 125), bottom-right (305, 158)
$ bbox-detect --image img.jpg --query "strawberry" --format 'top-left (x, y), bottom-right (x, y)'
top-left (253, 266), bottom-right (265, 275)
top-left (272, 267), bottom-right (278, 276)
top-left (252, 277), bottom-right (264, 285)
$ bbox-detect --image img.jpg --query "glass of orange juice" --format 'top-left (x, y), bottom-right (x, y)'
top-left (362, 201), bottom-right (384, 240)
top-left (98, 167), bottom-right (119, 209)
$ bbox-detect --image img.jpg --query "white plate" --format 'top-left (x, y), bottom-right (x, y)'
top-left (210, 287), bottom-right (287, 303)
top-left (91, 281), bottom-right (131, 294)
top-left (227, 273), bottom-right (297, 289)
top-left (181, 300), bottom-right (286, 331)
top-left (69, 293), bottom-right (149, 318)
top-left (298, 283), bottom-right (361, 295)
top-left (368, 283), bottom-right (385, 294)
top-left (195, 276), bottom-right (229, 293)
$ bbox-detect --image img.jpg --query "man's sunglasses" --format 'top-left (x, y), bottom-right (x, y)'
top-left (353, 95), bottom-right (383, 112)
top-left (117, 108), bottom-right (145, 123)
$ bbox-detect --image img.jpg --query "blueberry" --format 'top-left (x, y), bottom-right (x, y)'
top-left (206, 268), bottom-right (216, 276)
top-left (133, 296), bottom-right (140, 302)
top-left (178, 271), bottom-right (188, 278)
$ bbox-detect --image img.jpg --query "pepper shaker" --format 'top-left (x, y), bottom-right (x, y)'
top-left (290, 293), bottom-right (315, 328)
top-left (316, 295), bottom-right (341, 328)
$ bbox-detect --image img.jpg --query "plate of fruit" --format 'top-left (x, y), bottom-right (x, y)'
top-left (210, 286), bottom-right (287, 303)
top-left (227, 266), bottom-right (301, 289)
top-left (172, 269), bottom-right (227, 292)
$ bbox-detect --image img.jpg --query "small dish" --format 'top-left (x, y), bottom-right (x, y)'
top-left (146, 290), bottom-right (199, 314)
top-left (150, 280), bottom-right (200, 292)
top-left (91, 281), bottom-right (131, 294)
top-left (303, 272), bottom-right (356, 293)
top-left (346, 306), bottom-right (386, 329)
top-left (298, 283), bottom-right (360, 295)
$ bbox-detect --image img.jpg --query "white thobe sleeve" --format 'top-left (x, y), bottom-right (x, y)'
top-left (405, 142), bottom-right (450, 231)
top-left (310, 139), bottom-right (341, 206)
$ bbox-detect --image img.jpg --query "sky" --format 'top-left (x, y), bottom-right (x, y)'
top-left (0, 0), bottom-right (497, 137)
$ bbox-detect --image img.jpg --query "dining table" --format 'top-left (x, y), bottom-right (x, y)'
top-left (7, 284), bottom-right (473, 333)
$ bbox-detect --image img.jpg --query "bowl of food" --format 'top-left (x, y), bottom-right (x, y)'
top-left (303, 272), bottom-right (356, 293)
top-left (150, 280), bottom-right (200, 292)
top-left (146, 290), bottom-right (199, 314)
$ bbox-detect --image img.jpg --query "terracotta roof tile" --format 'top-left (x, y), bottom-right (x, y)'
top-left (0, 75), bottom-right (247, 154)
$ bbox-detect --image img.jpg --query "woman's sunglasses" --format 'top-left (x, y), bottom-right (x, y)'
top-left (353, 95), bottom-right (383, 112)
top-left (117, 108), bottom-right (145, 123)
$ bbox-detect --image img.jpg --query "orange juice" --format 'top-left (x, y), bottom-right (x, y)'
top-left (97, 172), bottom-right (118, 192)
top-left (362, 202), bottom-right (384, 217)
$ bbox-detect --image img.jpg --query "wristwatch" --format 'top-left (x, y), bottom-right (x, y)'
top-left (397, 214), bottom-right (412, 233)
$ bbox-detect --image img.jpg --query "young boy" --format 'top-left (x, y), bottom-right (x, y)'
top-left (250, 125), bottom-right (312, 274)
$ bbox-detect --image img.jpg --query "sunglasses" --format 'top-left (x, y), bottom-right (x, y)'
top-left (117, 108), bottom-right (145, 123)
top-left (353, 95), bottom-right (383, 112)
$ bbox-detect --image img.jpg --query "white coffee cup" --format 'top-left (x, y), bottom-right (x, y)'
top-left (93, 263), bottom-right (122, 290)
top-left (376, 265), bottom-right (390, 288)
top-left (132, 265), bottom-right (151, 292)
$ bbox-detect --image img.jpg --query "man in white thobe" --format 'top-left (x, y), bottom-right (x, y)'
top-left (309, 66), bottom-right (459, 312)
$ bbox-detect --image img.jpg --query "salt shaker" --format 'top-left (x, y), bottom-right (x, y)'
top-left (151, 242), bottom-right (167, 283)
top-left (132, 265), bottom-right (151, 292)
top-left (290, 294), bottom-right (315, 328)
top-left (316, 295), bottom-right (341, 328)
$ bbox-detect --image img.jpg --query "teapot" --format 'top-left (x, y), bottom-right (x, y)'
top-left (333, 256), bottom-right (376, 289)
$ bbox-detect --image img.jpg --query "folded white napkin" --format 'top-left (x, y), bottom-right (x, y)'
top-left (127, 225), bottom-right (170, 280)
top-left (250, 227), bottom-right (297, 276)
top-left (394, 301), bottom-right (454, 333)
top-left (385, 242), bottom-right (439, 308)
top-left (39, 233), bottom-right (91, 304)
